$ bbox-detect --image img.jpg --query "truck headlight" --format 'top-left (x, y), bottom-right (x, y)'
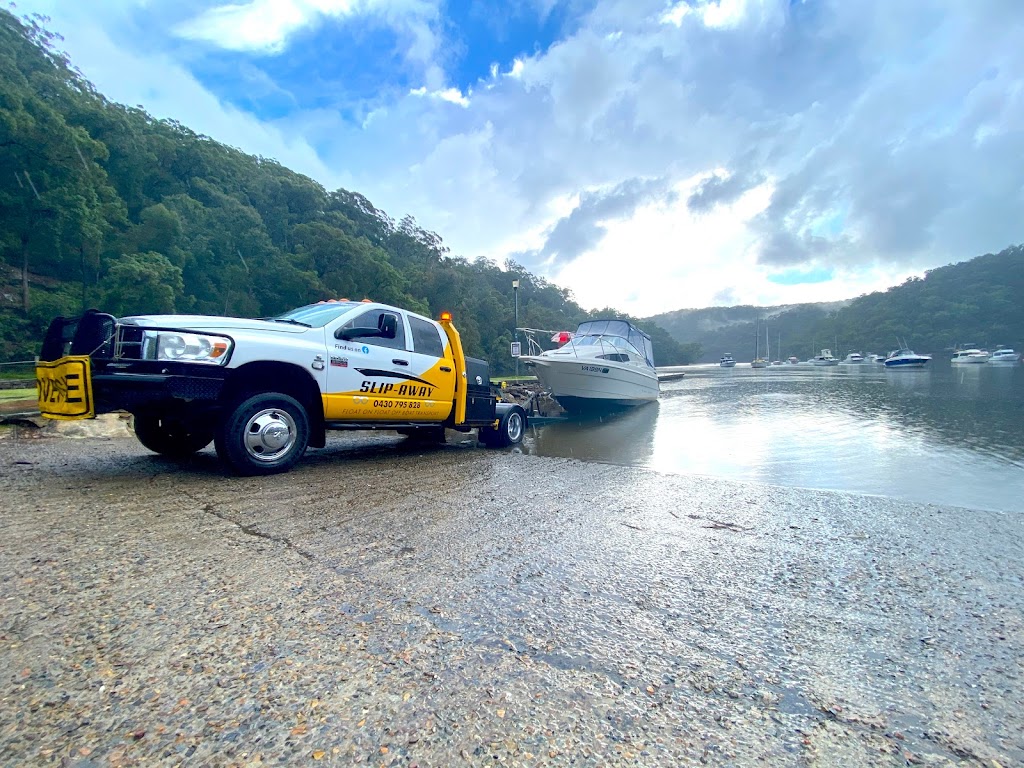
top-left (143, 331), bottom-right (232, 365)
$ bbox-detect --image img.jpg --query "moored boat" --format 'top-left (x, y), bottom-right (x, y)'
top-left (839, 351), bottom-right (866, 365)
top-left (988, 347), bottom-right (1020, 365)
top-left (884, 348), bottom-right (931, 368)
top-left (951, 348), bottom-right (990, 365)
top-left (811, 349), bottom-right (839, 366)
top-left (719, 353), bottom-right (737, 368)
top-left (519, 319), bottom-right (659, 413)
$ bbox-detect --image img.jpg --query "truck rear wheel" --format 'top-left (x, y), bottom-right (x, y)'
top-left (215, 392), bottom-right (309, 475)
top-left (480, 406), bottom-right (526, 448)
top-left (133, 411), bottom-right (214, 458)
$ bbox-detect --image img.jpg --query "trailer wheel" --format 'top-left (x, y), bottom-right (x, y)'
top-left (215, 392), bottom-right (309, 475)
top-left (481, 406), bottom-right (526, 448)
top-left (133, 411), bottom-right (214, 458)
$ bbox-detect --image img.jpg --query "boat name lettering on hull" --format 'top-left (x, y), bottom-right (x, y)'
top-left (581, 365), bottom-right (610, 374)
top-left (359, 381), bottom-right (435, 398)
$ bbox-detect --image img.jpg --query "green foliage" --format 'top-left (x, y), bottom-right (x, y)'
top-left (0, 9), bottom-right (691, 373)
top-left (100, 251), bottom-right (183, 315)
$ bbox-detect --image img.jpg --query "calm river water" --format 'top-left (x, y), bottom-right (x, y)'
top-left (521, 361), bottom-right (1024, 513)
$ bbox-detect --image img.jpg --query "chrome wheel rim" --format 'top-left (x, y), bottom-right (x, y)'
top-left (243, 408), bottom-right (297, 463)
top-left (506, 412), bottom-right (523, 442)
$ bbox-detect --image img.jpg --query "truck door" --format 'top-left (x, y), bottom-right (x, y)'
top-left (403, 314), bottom-right (457, 420)
top-left (322, 309), bottom-right (453, 422)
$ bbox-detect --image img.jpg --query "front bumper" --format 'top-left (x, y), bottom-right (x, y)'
top-left (92, 369), bottom-right (227, 414)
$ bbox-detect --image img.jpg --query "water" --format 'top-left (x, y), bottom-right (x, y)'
top-left (521, 362), bottom-right (1024, 513)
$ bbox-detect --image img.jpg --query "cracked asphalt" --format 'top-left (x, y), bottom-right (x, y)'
top-left (1, 430), bottom-right (1022, 766)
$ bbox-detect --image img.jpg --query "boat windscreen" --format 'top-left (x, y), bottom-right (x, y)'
top-left (575, 319), bottom-right (654, 367)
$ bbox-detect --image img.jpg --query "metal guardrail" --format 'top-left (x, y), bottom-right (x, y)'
top-left (0, 360), bottom-right (36, 390)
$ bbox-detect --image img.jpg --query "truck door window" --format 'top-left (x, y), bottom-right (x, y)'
top-left (409, 316), bottom-right (444, 358)
top-left (338, 310), bottom-right (407, 351)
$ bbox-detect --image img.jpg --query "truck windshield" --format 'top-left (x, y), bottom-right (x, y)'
top-left (272, 302), bottom-right (362, 328)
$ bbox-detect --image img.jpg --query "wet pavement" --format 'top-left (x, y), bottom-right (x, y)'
top-left (1, 431), bottom-right (1021, 766)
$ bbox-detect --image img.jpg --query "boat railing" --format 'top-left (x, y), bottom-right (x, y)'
top-left (517, 328), bottom-right (561, 356)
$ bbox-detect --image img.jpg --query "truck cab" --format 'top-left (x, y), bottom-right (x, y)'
top-left (36, 301), bottom-right (526, 475)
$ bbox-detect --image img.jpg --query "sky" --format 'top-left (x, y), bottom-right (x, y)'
top-left (15, 0), bottom-right (1024, 316)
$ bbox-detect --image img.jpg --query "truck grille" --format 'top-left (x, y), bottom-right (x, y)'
top-left (113, 325), bottom-right (147, 360)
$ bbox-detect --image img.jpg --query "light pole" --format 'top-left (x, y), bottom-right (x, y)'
top-left (512, 280), bottom-right (520, 377)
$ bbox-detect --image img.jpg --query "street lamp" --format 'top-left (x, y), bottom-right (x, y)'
top-left (512, 280), bottom-right (520, 377)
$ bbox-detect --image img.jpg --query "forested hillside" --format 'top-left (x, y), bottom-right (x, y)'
top-left (0, 10), bottom-right (699, 372)
top-left (652, 245), bottom-right (1023, 362)
top-left (650, 301), bottom-right (848, 363)
top-left (814, 245), bottom-right (1024, 357)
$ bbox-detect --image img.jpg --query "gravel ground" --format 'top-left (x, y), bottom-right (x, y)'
top-left (1, 430), bottom-right (1021, 767)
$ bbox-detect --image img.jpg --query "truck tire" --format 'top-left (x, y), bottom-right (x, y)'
top-left (215, 392), bottom-right (309, 475)
top-left (481, 406), bottom-right (526, 448)
top-left (133, 411), bottom-right (214, 458)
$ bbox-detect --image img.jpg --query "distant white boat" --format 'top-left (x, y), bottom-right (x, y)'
top-left (839, 352), bottom-right (867, 365)
top-left (719, 353), bottom-right (737, 368)
top-left (989, 347), bottom-right (1020, 365)
top-left (951, 348), bottom-right (990, 365)
top-left (811, 349), bottom-right (839, 366)
top-left (787, 356), bottom-right (800, 365)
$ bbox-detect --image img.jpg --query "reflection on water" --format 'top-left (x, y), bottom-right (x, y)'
top-left (521, 363), bottom-right (1024, 513)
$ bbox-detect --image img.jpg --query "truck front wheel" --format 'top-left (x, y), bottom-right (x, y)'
top-left (215, 393), bottom-right (310, 475)
top-left (133, 411), bottom-right (214, 458)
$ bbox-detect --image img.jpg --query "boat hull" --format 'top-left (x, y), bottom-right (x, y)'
top-left (884, 358), bottom-right (929, 368)
top-left (522, 357), bottom-right (660, 413)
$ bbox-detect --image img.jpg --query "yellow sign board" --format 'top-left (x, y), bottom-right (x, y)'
top-left (35, 356), bottom-right (95, 419)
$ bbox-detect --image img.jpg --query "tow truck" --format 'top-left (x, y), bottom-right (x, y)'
top-left (35, 301), bottom-right (527, 475)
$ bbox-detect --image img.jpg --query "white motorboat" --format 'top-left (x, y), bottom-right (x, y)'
top-left (811, 349), bottom-right (839, 366)
top-left (787, 356), bottom-right (800, 365)
top-left (884, 348), bottom-right (931, 368)
top-left (951, 348), bottom-right (990, 364)
top-left (839, 351), bottom-right (866, 365)
top-left (989, 347), bottom-right (1019, 365)
top-left (520, 319), bottom-right (659, 412)
top-left (719, 353), bottom-right (737, 368)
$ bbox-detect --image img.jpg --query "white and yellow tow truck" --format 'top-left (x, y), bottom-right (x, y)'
top-left (35, 301), bottom-right (527, 475)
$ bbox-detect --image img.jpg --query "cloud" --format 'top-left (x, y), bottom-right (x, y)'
top-left (409, 85), bottom-right (470, 107)
top-left (688, 170), bottom-right (766, 213)
top-left (176, 0), bottom-right (361, 53)
top-left (13, 0), bottom-right (1024, 315)
top-left (512, 178), bottom-right (676, 270)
